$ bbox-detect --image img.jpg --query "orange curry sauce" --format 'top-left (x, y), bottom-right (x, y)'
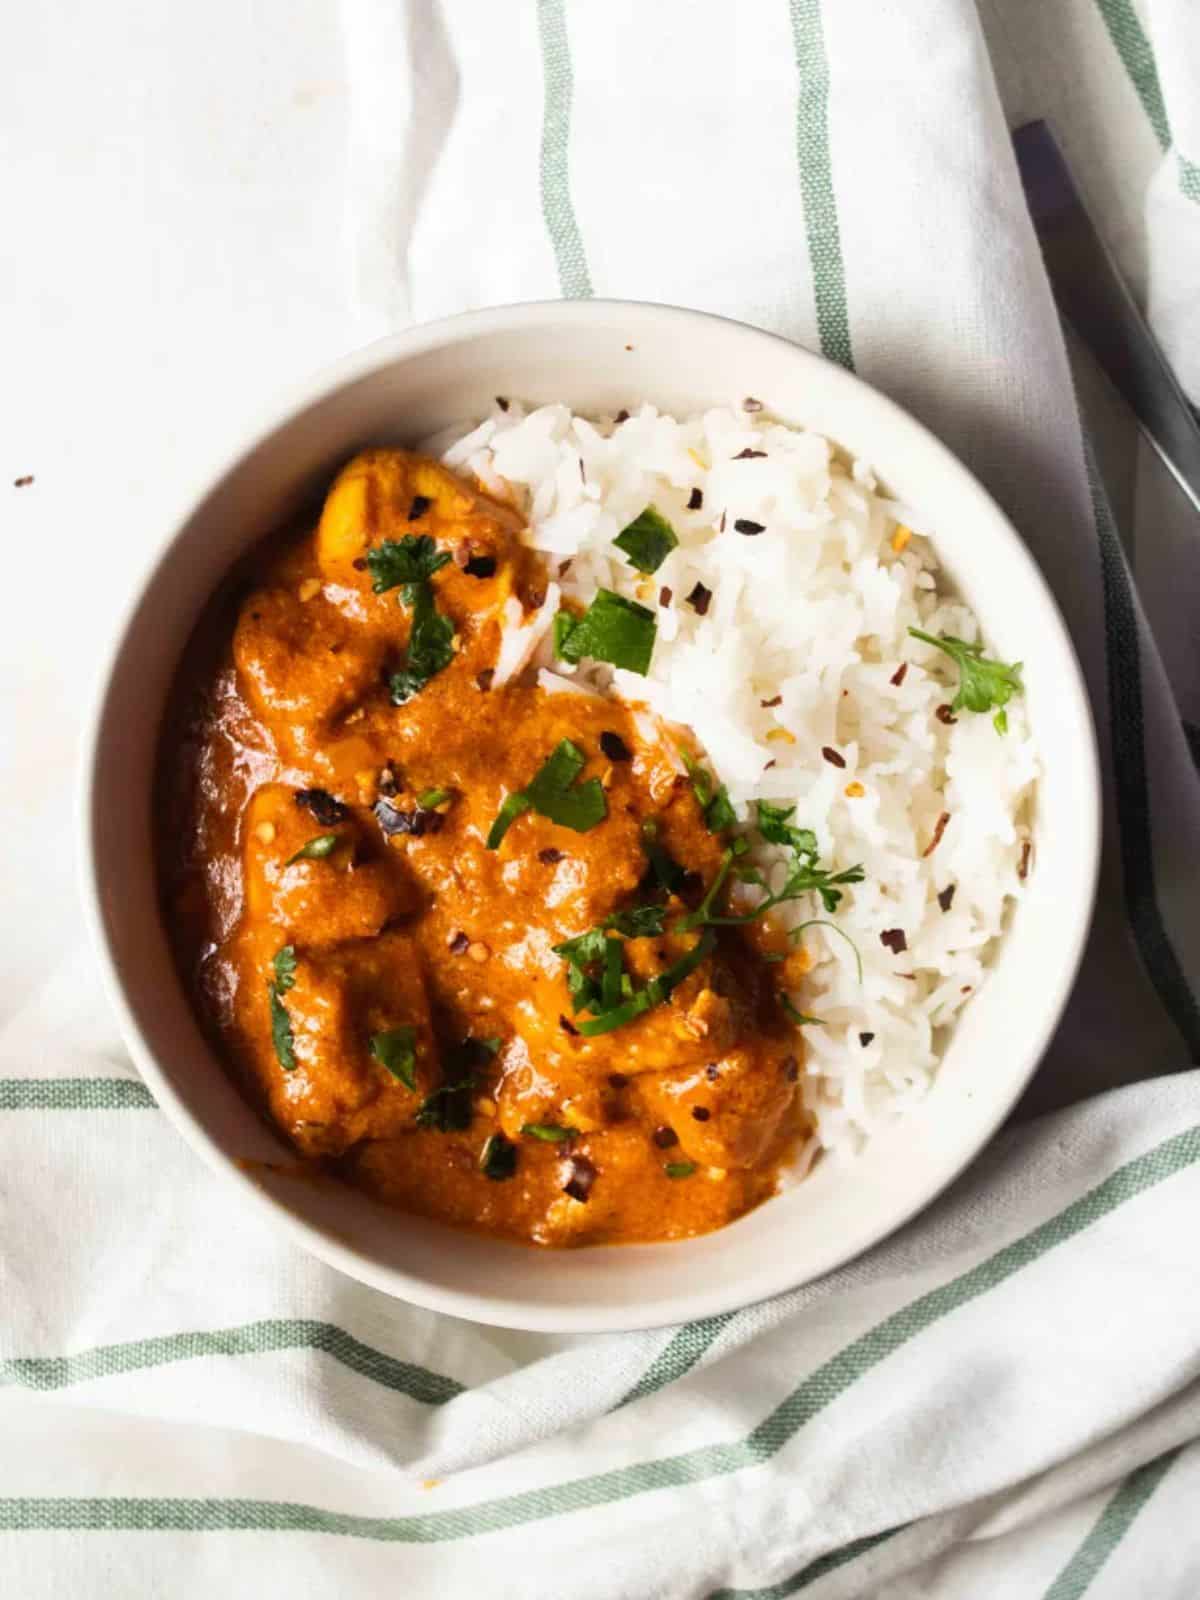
top-left (158, 449), bottom-right (808, 1246)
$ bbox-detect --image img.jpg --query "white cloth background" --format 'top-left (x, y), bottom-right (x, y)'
top-left (2, 1), bottom-right (1199, 1595)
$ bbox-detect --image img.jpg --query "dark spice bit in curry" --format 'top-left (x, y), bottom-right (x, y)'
top-left (377, 762), bottom-right (400, 798)
top-left (448, 931), bottom-right (469, 954)
top-left (538, 847), bottom-right (564, 864)
top-left (352, 556), bottom-right (368, 571)
top-left (937, 883), bottom-right (956, 912)
top-left (936, 704), bottom-right (958, 726)
top-left (464, 554), bottom-right (498, 579)
top-left (479, 1132), bottom-right (518, 1181)
top-left (374, 799), bottom-right (444, 837)
top-left (599, 731), bottom-right (632, 763)
top-left (608, 1073), bottom-right (629, 1090)
top-left (691, 1105), bottom-right (711, 1122)
top-left (562, 1154), bottom-right (597, 1202)
top-left (734, 518), bottom-right (765, 536)
top-left (782, 1057), bottom-right (799, 1083)
top-left (408, 494), bottom-right (433, 521)
top-left (687, 487), bottom-right (703, 511)
top-left (821, 747), bottom-right (846, 769)
top-left (559, 1014), bottom-right (580, 1037)
top-left (475, 668), bottom-right (495, 692)
top-left (652, 1125), bottom-right (678, 1149)
top-left (294, 788), bottom-right (349, 827)
top-left (705, 1062), bottom-right (721, 1082)
top-left (890, 662), bottom-right (908, 687)
top-left (880, 928), bottom-right (908, 954)
top-left (685, 581), bottom-right (712, 616)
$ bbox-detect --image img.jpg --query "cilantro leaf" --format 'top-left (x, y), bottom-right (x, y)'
top-left (285, 832), bottom-right (341, 865)
top-left (268, 945), bottom-right (297, 1071)
top-left (614, 506), bottom-right (678, 574)
top-left (366, 535), bottom-right (451, 592)
top-left (640, 817), bottom-right (685, 891)
top-left (479, 1132), bottom-right (518, 1180)
top-left (604, 904), bottom-right (668, 939)
top-left (554, 589), bottom-right (657, 675)
top-left (680, 750), bottom-right (736, 834)
top-left (521, 1123), bottom-right (573, 1142)
top-left (680, 806), bottom-right (864, 931)
top-left (417, 787), bottom-right (452, 810)
top-left (414, 1036), bottom-right (499, 1131)
top-left (388, 580), bottom-right (455, 704)
top-left (779, 996), bottom-right (824, 1027)
top-left (664, 1161), bottom-right (697, 1179)
top-left (369, 1026), bottom-right (418, 1089)
top-left (486, 739), bottom-right (607, 849)
top-left (575, 930), bottom-right (716, 1037)
top-left (908, 628), bottom-right (1023, 732)
top-left (756, 801), bottom-right (819, 861)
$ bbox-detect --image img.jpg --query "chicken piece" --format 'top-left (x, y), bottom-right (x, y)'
top-left (316, 448), bottom-right (521, 612)
top-left (245, 929), bottom-right (438, 1157)
top-left (233, 586), bottom-right (385, 741)
top-left (243, 783), bottom-right (415, 946)
top-left (633, 1045), bottom-right (799, 1170)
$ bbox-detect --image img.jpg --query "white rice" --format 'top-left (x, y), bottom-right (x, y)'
top-left (439, 401), bottom-right (1038, 1162)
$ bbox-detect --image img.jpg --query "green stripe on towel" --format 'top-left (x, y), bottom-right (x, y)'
top-left (1092, 0), bottom-right (1171, 150)
top-left (0, 1319), bottom-right (463, 1407)
top-left (0, 1077), bottom-right (157, 1110)
top-left (3, 1124), bottom-right (1196, 1542)
top-left (787, 0), bottom-right (854, 370)
top-left (536, 0), bottom-right (593, 298)
top-left (1042, 1447), bottom-right (1180, 1600)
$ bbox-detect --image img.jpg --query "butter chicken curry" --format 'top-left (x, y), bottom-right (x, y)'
top-left (159, 449), bottom-right (811, 1246)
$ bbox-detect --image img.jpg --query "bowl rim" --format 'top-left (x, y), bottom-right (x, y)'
top-left (78, 298), bottom-right (1102, 1331)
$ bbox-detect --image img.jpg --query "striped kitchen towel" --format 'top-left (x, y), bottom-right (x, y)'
top-left (4, 0), bottom-right (1199, 1595)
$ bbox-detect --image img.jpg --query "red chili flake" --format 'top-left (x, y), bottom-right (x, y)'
top-left (408, 494), bottom-right (432, 520)
top-left (764, 759), bottom-right (777, 771)
top-left (659, 586), bottom-right (673, 607)
top-left (890, 662), bottom-right (908, 687)
top-left (559, 1014), bottom-right (579, 1037)
top-left (624, 344), bottom-right (634, 352)
top-left (600, 731), bottom-right (632, 762)
top-left (936, 704), bottom-right (958, 726)
top-left (608, 1073), bottom-right (629, 1089)
top-left (961, 985), bottom-right (973, 994)
top-left (539, 848), bottom-right (565, 866)
top-left (375, 800), bottom-right (443, 837)
top-left (352, 556), bottom-right (368, 571)
top-left (734, 518), bottom-right (765, 536)
top-left (495, 395), bottom-right (510, 412)
top-left (464, 554), bottom-right (497, 579)
top-left (880, 928), bottom-right (908, 954)
top-left (821, 747), bottom-right (847, 769)
top-left (691, 1105), bottom-right (711, 1122)
top-left (923, 811), bottom-right (951, 858)
top-left (685, 581), bottom-right (713, 616)
top-left (652, 1125), bottom-right (678, 1148)
top-left (743, 396), bottom-right (764, 412)
top-left (448, 931), bottom-right (469, 954)
top-left (527, 588), bottom-right (546, 610)
top-left (562, 1155), bottom-right (597, 1201)
top-left (761, 695), bottom-right (783, 708)
top-left (13, 475), bottom-right (33, 488)
top-left (859, 1032), bottom-right (875, 1047)
top-left (705, 1063), bottom-right (721, 1082)
top-left (558, 558), bottom-right (574, 576)
top-left (687, 488), bottom-right (703, 511)
top-left (614, 409), bottom-right (630, 423)
top-left (937, 883), bottom-right (956, 912)
top-left (295, 788), bottom-right (349, 826)
top-left (734, 448), bottom-right (767, 460)
top-left (782, 1056), bottom-right (799, 1082)
top-left (475, 669), bottom-right (495, 692)
top-left (1019, 839), bottom-right (1032, 880)
top-left (719, 510), bottom-right (727, 533)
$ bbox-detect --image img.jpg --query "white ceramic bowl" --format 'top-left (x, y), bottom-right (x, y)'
top-left (81, 301), bottom-right (1099, 1332)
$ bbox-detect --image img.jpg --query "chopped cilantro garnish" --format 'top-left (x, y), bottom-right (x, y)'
top-left (366, 535), bottom-right (451, 591)
top-left (521, 1123), bottom-right (573, 1142)
top-left (414, 1036), bottom-right (499, 1131)
top-left (779, 996), bottom-right (824, 1027)
top-left (680, 805), bottom-right (864, 931)
top-left (604, 904), bottom-right (668, 939)
top-left (680, 750), bottom-right (736, 834)
top-left (554, 589), bottom-right (657, 675)
top-left (369, 1026), bottom-right (417, 1089)
top-left (388, 579), bottom-right (455, 704)
top-left (575, 930), bottom-right (716, 1037)
top-left (285, 832), bottom-right (340, 865)
top-left (614, 506), bottom-right (678, 574)
top-left (907, 628), bottom-right (1023, 733)
top-left (664, 1161), bottom-right (697, 1179)
top-left (479, 1132), bottom-right (518, 1180)
top-left (640, 817), bottom-right (685, 891)
top-left (417, 787), bottom-right (452, 810)
top-left (267, 945), bottom-right (297, 1071)
top-left (486, 739), bottom-right (607, 849)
